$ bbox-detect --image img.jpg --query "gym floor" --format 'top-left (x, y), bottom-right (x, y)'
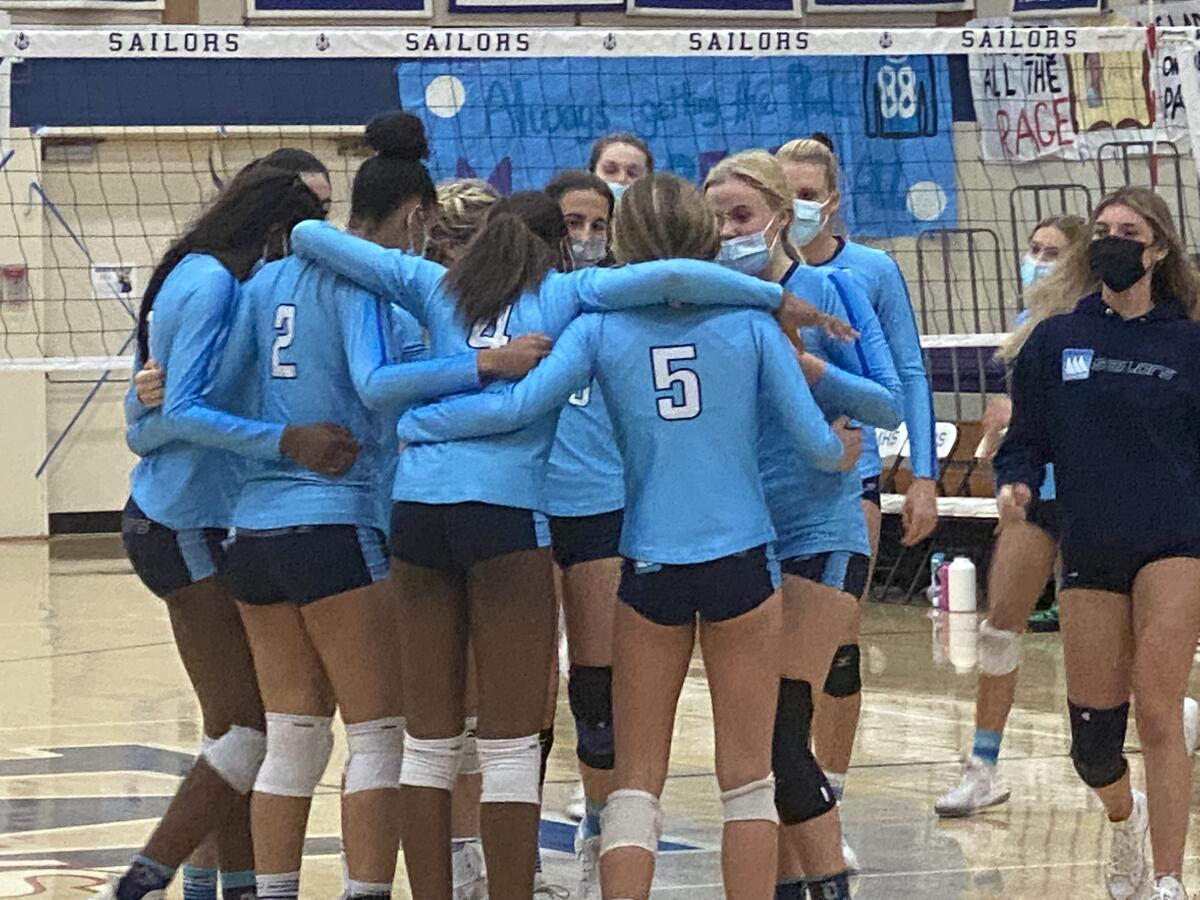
top-left (2, 537), bottom-right (1199, 898)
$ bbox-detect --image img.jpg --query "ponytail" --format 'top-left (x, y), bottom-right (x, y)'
top-left (444, 191), bottom-right (566, 327)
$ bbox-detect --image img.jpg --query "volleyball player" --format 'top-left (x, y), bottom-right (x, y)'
top-left (934, 214), bottom-right (1086, 817)
top-left (776, 138), bottom-right (938, 869)
top-left (705, 151), bottom-right (902, 900)
top-left (290, 177), bottom-right (844, 900)
top-left (102, 166), bottom-right (354, 900)
top-left (381, 172), bottom-right (862, 900)
top-left (542, 169), bottom-right (620, 898)
top-left (994, 187), bottom-right (1200, 900)
top-left (587, 132), bottom-right (653, 199)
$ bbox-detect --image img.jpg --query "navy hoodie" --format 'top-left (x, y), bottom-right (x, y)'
top-left (994, 291), bottom-right (1200, 565)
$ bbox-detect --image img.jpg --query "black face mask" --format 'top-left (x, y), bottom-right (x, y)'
top-left (1089, 236), bottom-right (1149, 293)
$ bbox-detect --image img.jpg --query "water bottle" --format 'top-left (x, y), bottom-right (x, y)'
top-left (948, 556), bottom-right (978, 613)
top-left (927, 552), bottom-right (945, 606)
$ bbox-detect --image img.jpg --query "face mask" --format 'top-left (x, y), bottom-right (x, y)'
top-left (1020, 256), bottom-right (1054, 288)
top-left (789, 199), bottom-right (824, 247)
top-left (570, 237), bottom-right (608, 268)
top-left (717, 229), bottom-right (774, 276)
top-left (605, 181), bottom-right (626, 202)
top-left (1088, 236), bottom-right (1149, 293)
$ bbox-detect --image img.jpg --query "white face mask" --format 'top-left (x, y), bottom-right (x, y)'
top-left (716, 228), bottom-right (776, 276)
top-left (570, 237), bottom-right (608, 268)
top-left (788, 199), bottom-right (825, 247)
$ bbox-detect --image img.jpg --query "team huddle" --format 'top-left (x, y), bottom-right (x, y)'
top-left (101, 109), bottom-right (1200, 900)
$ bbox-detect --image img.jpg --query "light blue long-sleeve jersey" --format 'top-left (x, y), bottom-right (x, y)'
top-left (126, 253), bottom-right (283, 531)
top-left (761, 263), bottom-right (903, 560)
top-left (128, 255), bottom-right (483, 532)
top-left (395, 307), bottom-right (845, 565)
top-left (545, 381), bottom-right (625, 517)
top-left (811, 240), bottom-right (937, 480)
top-left (290, 221), bottom-right (785, 512)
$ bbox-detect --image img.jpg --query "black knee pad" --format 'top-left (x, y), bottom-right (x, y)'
top-left (568, 665), bottom-right (615, 770)
top-left (538, 726), bottom-right (555, 786)
top-left (773, 679), bottom-right (836, 825)
top-left (823, 644), bottom-right (861, 698)
top-left (1069, 701), bottom-right (1130, 788)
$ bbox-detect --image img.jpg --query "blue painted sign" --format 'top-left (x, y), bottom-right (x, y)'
top-left (397, 54), bottom-right (957, 237)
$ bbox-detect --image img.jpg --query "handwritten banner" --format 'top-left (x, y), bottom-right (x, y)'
top-left (397, 54), bottom-right (956, 237)
top-left (1131, 0), bottom-right (1200, 143)
top-left (246, 0), bottom-right (429, 17)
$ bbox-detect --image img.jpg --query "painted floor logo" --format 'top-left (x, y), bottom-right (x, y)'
top-left (0, 743), bottom-right (699, 894)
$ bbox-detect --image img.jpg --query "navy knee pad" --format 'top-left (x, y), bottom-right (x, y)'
top-left (1069, 701), bottom-right (1130, 788)
top-left (568, 665), bottom-right (615, 770)
top-left (773, 679), bottom-right (836, 825)
top-left (823, 644), bottom-right (861, 698)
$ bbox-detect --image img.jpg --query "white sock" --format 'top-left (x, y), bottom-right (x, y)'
top-left (256, 872), bottom-right (300, 900)
top-left (827, 771), bottom-right (846, 804)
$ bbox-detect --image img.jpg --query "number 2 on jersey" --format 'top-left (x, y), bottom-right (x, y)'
top-left (271, 303), bottom-right (297, 379)
top-left (651, 345), bottom-right (701, 421)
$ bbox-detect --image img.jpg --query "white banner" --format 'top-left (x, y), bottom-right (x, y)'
top-left (0, 25), bottom-right (1145, 59)
top-left (1131, 0), bottom-right (1200, 143)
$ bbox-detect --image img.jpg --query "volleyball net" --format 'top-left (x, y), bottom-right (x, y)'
top-left (1, 21), bottom-right (1197, 489)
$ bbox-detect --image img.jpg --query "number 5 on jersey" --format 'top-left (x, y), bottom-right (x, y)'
top-left (651, 345), bottom-right (701, 421)
top-left (272, 303), bottom-right (297, 379)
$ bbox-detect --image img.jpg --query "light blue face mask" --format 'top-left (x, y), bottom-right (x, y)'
top-left (788, 199), bottom-right (824, 247)
top-left (1020, 255), bottom-right (1054, 288)
top-left (605, 181), bottom-right (627, 201)
top-left (716, 229), bottom-right (774, 276)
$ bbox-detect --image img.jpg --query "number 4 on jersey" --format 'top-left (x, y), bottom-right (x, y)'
top-left (651, 345), bottom-right (702, 421)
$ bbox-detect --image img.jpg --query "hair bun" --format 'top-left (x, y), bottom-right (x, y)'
top-left (364, 111), bottom-right (429, 161)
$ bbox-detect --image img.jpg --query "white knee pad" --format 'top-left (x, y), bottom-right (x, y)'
top-left (202, 725), bottom-right (267, 794)
top-left (459, 716), bottom-right (480, 777)
top-left (401, 733), bottom-right (464, 792)
top-left (477, 734), bottom-right (541, 806)
top-left (600, 789), bottom-right (662, 856)
top-left (720, 775), bottom-right (779, 824)
top-left (343, 716), bottom-right (405, 795)
top-left (254, 713), bottom-right (334, 798)
top-left (978, 620), bottom-right (1022, 676)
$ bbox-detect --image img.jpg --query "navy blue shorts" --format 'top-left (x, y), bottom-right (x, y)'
top-left (1060, 543), bottom-right (1200, 596)
top-left (225, 525), bottom-right (389, 606)
top-left (1028, 499), bottom-right (1061, 543)
top-left (781, 551), bottom-right (871, 598)
top-left (618, 545), bottom-right (775, 627)
top-left (390, 501), bottom-right (541, 574)
top-left (121, 498), bottom-right (227, 599)
top-left (549, 509), bottom-right (624, 570)
top-left (861, 476), bottom-right (882, 508)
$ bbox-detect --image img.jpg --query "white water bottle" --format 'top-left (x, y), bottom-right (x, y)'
top-left (947, 556), bottom-right (977, 613)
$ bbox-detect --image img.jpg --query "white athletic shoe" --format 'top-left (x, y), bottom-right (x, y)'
top-left (452, 839), bottom-right (488, 900)
top-left (841, 835), bottom-right (860, 873)
top-left (1184, 697), bottom-right (1199, 757)
top-left (1150, 876), bottom-right (1188, 900)
top-left (575, 822), bottom-right (602, 900)
top-left (1105, 790), bottom-right (1150, 900)
top-left (533, 872), bottom-right (570, 898)
top-left (934, 755), bottom-right (1012, 818)
top-left (565, 782), bottom-right (586, 822)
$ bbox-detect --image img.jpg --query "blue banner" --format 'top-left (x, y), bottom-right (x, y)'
top-left (629, 0), bottom-right (799, 12)
top-left (397, 55), bottom-right (956, 238)
top-left (248, 0), bottom-right (428, 15)
top-left (450, 0), bottom-right (622, 10)
top-left (1010, 0), bottom-right (1100, 14)
top-left (810, 0), bottom-right (969, 10)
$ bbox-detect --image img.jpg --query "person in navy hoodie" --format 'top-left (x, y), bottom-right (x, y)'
top-left (994, 187), bottom-right (1200, 900)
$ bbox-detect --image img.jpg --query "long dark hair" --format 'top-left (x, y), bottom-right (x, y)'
top-left (136, 166), bottom-right (326, 361)
top-left (350, 111), bottom-right (437, 229)
top-left (545, 169), bottom-right (615, 217)
top-left (210, 146), bottom-right (328, 192)
top-left (443, 191), bottom-right (566, 327)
